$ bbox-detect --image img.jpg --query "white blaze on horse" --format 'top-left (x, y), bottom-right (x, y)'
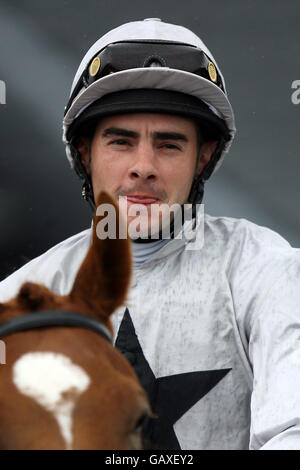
top-left (0, 192), bottom-right (151, 450)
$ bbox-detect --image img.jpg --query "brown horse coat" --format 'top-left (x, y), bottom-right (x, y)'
top-left (0, 192), bottom-right (150, 450)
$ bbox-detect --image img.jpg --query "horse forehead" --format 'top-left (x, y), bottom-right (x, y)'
top-left (12, 351), bottom-right (91, 399)
top-left (12, 351), bottom-right (91, 450)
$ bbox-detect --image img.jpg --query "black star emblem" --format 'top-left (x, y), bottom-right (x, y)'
top-left (115, 309), bottom-right (231, 449)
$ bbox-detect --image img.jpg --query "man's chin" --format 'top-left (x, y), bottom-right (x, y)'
top-left (118, 197), bottom-right (184, 240)
top-left (127, 216), bottom-right (161, 241)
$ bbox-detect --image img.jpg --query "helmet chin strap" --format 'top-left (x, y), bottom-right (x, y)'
top-left (81, 180), bottom-right (96, 211)
top-left (69, 141), bottom-right (96, 211)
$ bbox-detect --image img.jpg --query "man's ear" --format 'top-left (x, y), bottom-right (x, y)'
top-left (196, 141), bottom-right (218, 176)
top-left (76, 136), bottom-right (91, 175)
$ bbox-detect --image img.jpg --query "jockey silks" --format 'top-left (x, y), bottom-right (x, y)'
top-left (1, 213), bottom-right (300, 449)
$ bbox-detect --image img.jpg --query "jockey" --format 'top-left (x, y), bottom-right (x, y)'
top-left (1, 19), bottom-right (300, 450)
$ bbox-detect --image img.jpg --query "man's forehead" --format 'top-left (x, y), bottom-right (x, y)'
top-left (96, 112), bottom-right (197, 135)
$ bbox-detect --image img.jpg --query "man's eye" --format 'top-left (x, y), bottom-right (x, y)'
top-left (133, 413), bottom-right (152, 434)
top-left (161, 143), bottom-right (180, 150)
top-left (110, 139), bottom-right (129, 146)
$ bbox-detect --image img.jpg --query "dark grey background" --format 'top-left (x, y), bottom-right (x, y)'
top-left (0, 0), bottom-right (299, 280)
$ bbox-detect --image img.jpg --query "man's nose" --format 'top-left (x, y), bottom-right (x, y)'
top-left (128, 144), bottom-right (157, 181)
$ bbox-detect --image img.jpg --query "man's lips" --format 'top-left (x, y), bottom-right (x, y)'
top-left (125, 195), bottom-right (160, 205)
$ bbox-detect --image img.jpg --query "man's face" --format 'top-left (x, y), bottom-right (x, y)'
top-left (78, 113), bottom-right (216, 238)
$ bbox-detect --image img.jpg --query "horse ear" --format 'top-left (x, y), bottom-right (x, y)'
top-left (70, 191), bottom-right (131, 319)
top-left (16, 282), bottom-right (56, 311)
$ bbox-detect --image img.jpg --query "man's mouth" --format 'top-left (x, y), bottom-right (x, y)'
top-left (125, 195), bottom-right (160, 205)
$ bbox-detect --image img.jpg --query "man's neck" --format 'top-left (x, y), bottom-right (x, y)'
top-left (131, 238), bottom-right (170, 270)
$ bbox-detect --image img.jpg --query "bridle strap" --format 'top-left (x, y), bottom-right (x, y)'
top-left (0, 310), bottom-right (112, 343)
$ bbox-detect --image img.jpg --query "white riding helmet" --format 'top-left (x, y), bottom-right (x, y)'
top-left (62, 18), bottom-right (236, 205)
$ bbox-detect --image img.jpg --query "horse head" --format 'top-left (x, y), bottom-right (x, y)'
top-left (0, 192), bottom-right (151, 450)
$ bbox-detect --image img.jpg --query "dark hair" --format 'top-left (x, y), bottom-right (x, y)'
top-left (74, 118), bottom-right (99, 146)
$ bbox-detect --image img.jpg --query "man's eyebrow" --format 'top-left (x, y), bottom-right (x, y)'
top-left (153, 131), bottom-right (188, 142)
top-left (102, 127), bottom-right (139, 138)
top-left (101, 127), bottom-right (188, 142)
